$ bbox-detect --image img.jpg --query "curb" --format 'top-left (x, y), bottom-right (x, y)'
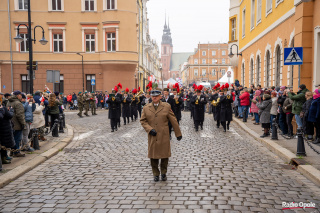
top-left (233, 118), bottom-right (320, 186)
top-left (0, 124), bottom-right (74, 188)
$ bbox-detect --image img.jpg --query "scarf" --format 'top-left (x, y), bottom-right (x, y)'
top-left (314, 89), bottom-right (320, 99)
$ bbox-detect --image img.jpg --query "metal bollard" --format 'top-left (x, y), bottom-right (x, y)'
top-left (271, 118), bottom-right (278, 140)
top-left (32, 129), bottom-right (40, 150)
top-left (62, 113), bottom-right (66, 128)
top-left (296, 128), bottom-right (306, 156)
top-left (243, 108), bottom-right (247, 122)
top-left (52, 119), bottom-right (59, 137)
top-left (59, 114), bottom-right (64, 133)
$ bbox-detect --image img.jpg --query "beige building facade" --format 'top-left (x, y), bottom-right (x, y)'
top-left (182, 43), bottom-right (231, 87)
top-left (0, 0), bottom-right (158, 94)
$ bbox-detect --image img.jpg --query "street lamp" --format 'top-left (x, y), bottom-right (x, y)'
top-left (160, 66), bottom-right (163, 89)
top-left (14, 0), bottom-right (48, 94)
top-left (76, 53), bottom-right (85, 92)
top-left (228, 44), bottom-right (242, 58)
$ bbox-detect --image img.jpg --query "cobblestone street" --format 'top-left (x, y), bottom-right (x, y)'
top-left (0, 110), bottom-right (320, 213)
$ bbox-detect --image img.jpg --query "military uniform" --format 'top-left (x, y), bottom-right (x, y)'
top-left (219, 94), bottom-right (234, 132)
top-left (130, 95), bottom-right (138, 121)
top-left (137, 95), bottom-right (144, 118)
top-left (89, 92), bottom-right (97, 115)
top-left (106, 95), bottom-right (121, 132)
top-left (83, 92), bottom-right (90, 116)
top-left (191, 94), bottom-right (207, 131)
top-left (171, 94), bottom-right (183, 124)
top-left (77, 92), bottom-right (84, 117)
top-left (115, 93), bottom-right (122, 127)
top-left (122, 95), bottom-right (132, 125)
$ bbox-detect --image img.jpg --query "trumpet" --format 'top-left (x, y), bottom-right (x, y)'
top-left (112, 97), bottom-right (115, 101)
top-left (227, 95), bottom-right (231, 99)
top-left (123, 98), bottom-right (127, 103)
top-left (211, 100), bottom-right (218, 106)
top-left (195, 97), bottom-right (199, 105)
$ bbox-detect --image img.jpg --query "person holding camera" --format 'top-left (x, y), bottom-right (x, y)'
top-left (140, 89), bottom-right (182, 182)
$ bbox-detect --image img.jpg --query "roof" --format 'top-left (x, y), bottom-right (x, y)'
top-left (170, 52), bottom-right (193, 71)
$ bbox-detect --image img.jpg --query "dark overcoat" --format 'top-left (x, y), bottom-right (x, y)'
top-left (122, 97), bottom-right (132, 118)
top-left (115, 93), bottom-right (122, 119)
top-left (0, 107), bottom-right (15, 148)
top-left (106, 97), bottom-right (121, 119)
top-left (131, 97), bottom-right (138, 118)
top-left (191, 95), bottom-right (207, 121)
top-left (170, 95), bottom-right (183, 121)
top-left (219, 95), bottom-right (234, 122)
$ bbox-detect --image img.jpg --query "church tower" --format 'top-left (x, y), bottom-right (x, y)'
top-left (161, 16), bottom-right (173, 81)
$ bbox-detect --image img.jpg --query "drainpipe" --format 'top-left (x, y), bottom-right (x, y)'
top-left (7, 0), bottom-right (14, 91)
top-left (142, 1), bottom-right (144, 90)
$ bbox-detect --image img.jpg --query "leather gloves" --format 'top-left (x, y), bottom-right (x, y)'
top-left (149, 129), bottom-right (157, 136)
top-left (177, 136), bottom-right (182, 141)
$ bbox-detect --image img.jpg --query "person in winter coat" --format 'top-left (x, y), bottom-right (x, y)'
top-left (239, 88), bottom-right (250, 121)
top-left (283, 90), bottom-right (294, 138)
top-left (122, 91), bottom-right (132, 125)
top-left (8, 91), bottom-right (26, 157)
top-left (301, 92), bottom-right (314, 141)
top-left (287, 84), bottom-right (309, 129)
top-left (21, 94), bottom-right (36, 152)
top-left (219, 91), bottom-right (234, 132)
top-left (308, 89), bottom-right (320, 144)
top-left (48, 93), bottom-right (62, 137)
top-left (257, 94), bottom-right (272, 138)
top-left (270, 92), bottom-right (278, 127)
top-left (31, 101), bottom-right (45, 146)
top-left (251, 90), bottom-right (262, 125)
top-left (0, 105), bottom-right (15, 165)
top-left (277, 90), bottom-right (288, 135)
top-left (67, 93), bottom-right (72, 109)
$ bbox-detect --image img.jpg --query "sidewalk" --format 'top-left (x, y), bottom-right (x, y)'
top-left (233, 116), bottom-right (320, 186)
top-left (0, 124), bottom-right (74, 188)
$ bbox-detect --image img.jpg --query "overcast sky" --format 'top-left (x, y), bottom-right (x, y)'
top-left (147, 0), bottom-right (230, 53)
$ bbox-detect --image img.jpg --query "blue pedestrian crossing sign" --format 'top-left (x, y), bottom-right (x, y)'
top-left (284, 47), bottom-right (303, 65)
top-left (91, 79), bottom-right (95, 85)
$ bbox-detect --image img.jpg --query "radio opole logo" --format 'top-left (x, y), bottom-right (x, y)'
top-left (282, 202), bottom-right (316, 210)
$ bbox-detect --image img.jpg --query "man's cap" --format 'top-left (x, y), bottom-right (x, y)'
top-left (151, 90), bottom-right (161, 97)
top-left (299, 84), bottom-right (306, 90)
top-left (21, 94), bottom-right (26, 99)
top-left (172, 88), bottom-right (177, 92)
top-left (13, 90), bottom-right (21, 95)
top-left (78, 92), bottom-right (82, 94)
top-left (163, 88), bottom-right (169, 92)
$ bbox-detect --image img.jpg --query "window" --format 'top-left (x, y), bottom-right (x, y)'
top-left (212, 51), bottom-right (216, 56)
top-left (202, 51), bottom-right (206, 56)
top-left (18, 0), bottom-right (28, 10)
top-left (222, 59), bottom-right (226, 64)
top-left (53, 34), bottom-right (63, 52)
top-left (163, 46), bottom-right (167, 54)
top-left (202, 69), bottom-right (206, 76)
top-left (86, 75), bottom-right (96, 92)
top-left (266, 0), bottom-right (272, 15)
top-left (21, 75), bottom-right (30, 94)
top-left (276, 0), bottom-right (284, 7)
top-left (107, 32), bottom-right (116, 52)
top-left (52, 0), bottom-right (62, 10)
top-left (20, 33), bottom-right (29, 52)
top-left (212, 59), bottom-right (217, 64)
top-left (250, 59), bottom-right (254, 85)
top-left (85, 34), bottom-right (95, 52)
top-left (242, 8), bottom-right (246, 38)
top-left (202, 59), bottom-right (206, 64)
top-left (54, 75), bottom-right (64, 93)
top-left (85, 0), bottom-right (94, 11)
top-left (221, 69), bottom-right (226, 76)
top-left (222, 51), bottom-right (226, 56)
top-left (231, 18), bottom-right (236, 41)
top-left (212, 69), bottom-right (216, 76)
top-left (106, 0), bottom-right (115, 10)
top-left (257, 0), bottom-right (262, 23)
top-left (251, 0), bottom-right (255, 29)
top-left (266, 51), bottom-right (271, 87)
top-left (275, 46), bottom-right (281, 86)
top-left (256, 55), bottom-right (260, 85)
top-left (194, 59), bottom-right (198, 64)
top-left (194, 69), bottom-right (198, 76)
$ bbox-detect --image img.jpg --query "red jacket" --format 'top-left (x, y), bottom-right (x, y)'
top-left (240, 92), bottom-right (250, 106)
top-left (67, 95), bottom-right (72, 102)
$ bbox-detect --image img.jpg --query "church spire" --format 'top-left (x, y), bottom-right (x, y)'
top-left (164, 12), bottom-right (167, 29)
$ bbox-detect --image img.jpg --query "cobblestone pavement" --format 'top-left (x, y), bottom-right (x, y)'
top-left (0, 110), bottom-right (320, 213)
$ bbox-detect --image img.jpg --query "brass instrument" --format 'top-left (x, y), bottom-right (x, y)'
top-left (123, 98), bottom-right (127, 103)
top-left (195, 97), bottom-right (199, 105)
top-left (227, 95), bottom-right (231, 99)
top-left (175, 95), bottom-right (179, 104)
top-left (112, 97), bottom-right (115, 101)
top-left (132, 97), bottom-right (135, 101)
top-left (211, 100), bottom-right (218, 106)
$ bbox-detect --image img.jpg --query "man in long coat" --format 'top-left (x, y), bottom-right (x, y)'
top-left (171, 88), bottom-right (183, 124)
top-left (122, 89), bottom-right (132, 125)
top-left (219, 91), bottom-right (234, 132)
top-left (106, 91), bottom-right (121, 132)
top-left (191, 86), bottom-right (207, 131)
top-left (140, 89), bottom-right (182, 182)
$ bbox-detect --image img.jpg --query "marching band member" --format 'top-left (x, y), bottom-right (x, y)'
top-left (106, 87), bottom-right (121, 132)
top-left (219, 83), bottom-right (233, 132)
top-left (191, 85), bottom-right (207, 131)
top-left (116, 83), bottom-right (123, 128)
top-left (131, 89), bottom-right (139, 121)
top-left (122, 88), bottom-right (132, 125)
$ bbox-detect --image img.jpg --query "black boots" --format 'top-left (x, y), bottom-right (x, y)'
top-left (161, 174), bottom-right (167, 181)
top-left (154, 176), bottom-right (159, 182)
